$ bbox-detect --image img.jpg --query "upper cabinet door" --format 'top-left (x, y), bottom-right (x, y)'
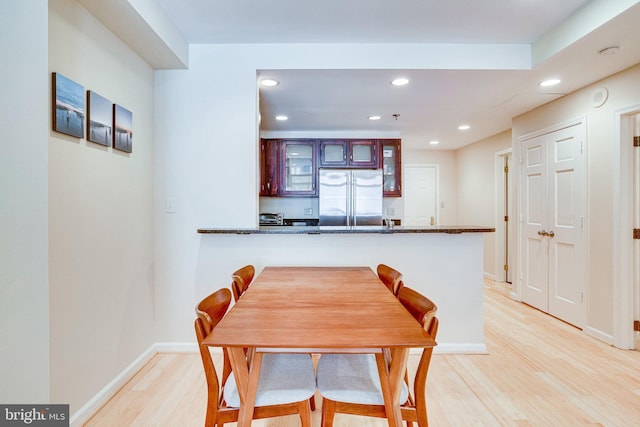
top-left (380, 140), bottom-right (402, 197)
top-left (319, 140), bottom-right (348, 167)
top-left (280, 140), bottom-right (317, 196)
top-left (348, 140), bottom-right (378, 168)
top-left (259, 139), bottom-right (279, 196)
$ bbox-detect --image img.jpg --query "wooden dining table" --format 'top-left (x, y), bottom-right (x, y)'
top-left (202, 266), bottom-right (437, 427)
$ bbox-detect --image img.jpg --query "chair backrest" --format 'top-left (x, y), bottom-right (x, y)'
top-left (397, 286), bottom-right (438, 424)
top-left (377, 263), bottom-right (403, 295)
top-left (194, 288), bottom-right (232, 424)
top-left (397, 286), bottom-right (437, 330)
top-left (231, 264), bottom-right (255, 302)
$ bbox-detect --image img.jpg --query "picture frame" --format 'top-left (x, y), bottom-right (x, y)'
top-left (52, 72), bottom-right (85, 138)
top-left (86, 91), bottom-right (112, 146)
top-left (113, 104), bottom-right (133, 153)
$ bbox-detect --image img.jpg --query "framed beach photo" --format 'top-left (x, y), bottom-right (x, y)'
top-left (113, 104), bottom-right (133, 153)
top-left (52, 72), bottom-right (85, 138)
top-left (87, 91), bottom-right (112, 146)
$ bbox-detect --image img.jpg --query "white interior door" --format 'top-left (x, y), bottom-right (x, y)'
top-left (547, 126), bottom-right (586, 327)
top-left (403, 165), bottom-right (437, 226)
top-left (522, 135), bottom-right (549, 311)
top-left (520, 122), bottom-right (586, 328)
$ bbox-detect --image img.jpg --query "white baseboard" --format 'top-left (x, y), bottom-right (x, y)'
top-left (410, 342), bottom-right (489, 355)
top-left (583, 326), bottom-right (614, 346)
top-left (69, 344), bottom-right (158, 427)
top-left (434, 343), bottom-right (489, 354)
top-left (483, 272), bottom-right (496, 281)
top-left (154, 342), bottom-right (198, 353)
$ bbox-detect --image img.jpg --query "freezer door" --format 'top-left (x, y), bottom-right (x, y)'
top-left (319, 169), bottom-right (349, 226)
top-left (352, 169), bottom-right (383, 226)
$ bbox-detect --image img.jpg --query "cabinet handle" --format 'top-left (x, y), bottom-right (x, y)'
top-left (538, 230), bottom-right (548, 236)
top-left (547, 230), bottom-right (555, 238)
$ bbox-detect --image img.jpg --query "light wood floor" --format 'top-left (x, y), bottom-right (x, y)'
top-left (85, 281), bottom-right (640, 426)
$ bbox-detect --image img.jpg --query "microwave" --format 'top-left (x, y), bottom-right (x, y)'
top-left (259, 213), bottom-right (284, 226)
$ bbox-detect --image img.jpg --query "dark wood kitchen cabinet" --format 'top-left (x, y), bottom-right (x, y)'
top-left (260, 139), bottom-right (279, 196)
top-left (380, 139), bottom-right (402, 197)
top-left (259, 138), bottom-right (400, 197)
top-left (280, 140), bottom-right (317, 196)
top-left (319, 139), bottom-right (377, 168)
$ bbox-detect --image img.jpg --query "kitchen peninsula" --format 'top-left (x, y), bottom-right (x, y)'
top-left (197, 224), bottom-right (494, 354)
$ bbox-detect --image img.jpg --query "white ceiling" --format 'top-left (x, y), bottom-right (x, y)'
top-left (152, 0), bottom-right (640, 150)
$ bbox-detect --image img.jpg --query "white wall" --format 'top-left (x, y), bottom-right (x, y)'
top-left (512, 63), bottom-right (640, 340)
top-left (456, 131), bottom-right (512, 278)
top-left (0, 0), bottom-right (50, 404)
top-left (48, 0), bottom-right (155, 414)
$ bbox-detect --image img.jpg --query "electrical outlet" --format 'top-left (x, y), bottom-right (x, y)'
top-left (304, 208), bottom-right (313, 215)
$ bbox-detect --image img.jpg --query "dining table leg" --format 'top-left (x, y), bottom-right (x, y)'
top-left (375, 347), bottom-right (409, 427)
top-left (228, 347), bottom-right (263, 427)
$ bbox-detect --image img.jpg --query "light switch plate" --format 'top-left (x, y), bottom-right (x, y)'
top-left (165, 197), bottom-right (176, 214)
top-left (304, 208), bottom-right (313, 215)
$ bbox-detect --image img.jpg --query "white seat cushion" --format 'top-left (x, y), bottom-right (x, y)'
top-left (316, 353), bottom-right (409, 405)
top-left (224, 353), bottom-right (316, 408)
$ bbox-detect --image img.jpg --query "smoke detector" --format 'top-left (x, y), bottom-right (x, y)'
top-left (599, 46), bottom-right (620, 56)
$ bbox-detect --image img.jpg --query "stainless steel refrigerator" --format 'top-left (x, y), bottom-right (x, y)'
top-left (319, 168), bottom-right (383, 226)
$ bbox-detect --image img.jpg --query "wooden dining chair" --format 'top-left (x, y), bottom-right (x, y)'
top-left (377, 263), bottom-right (404, 296)
top-left (231, 264), bottom-right (255, 302)
top-left (230, 264), bottom-right (318, 412)
top-left (195, 287), bottom-right (316, 427)
top-left (316, 286), bottom-right (439, 427)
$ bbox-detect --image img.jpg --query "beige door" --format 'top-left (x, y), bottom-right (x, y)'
top-left (521, 122), bottom-right (586, 328)
top-left (404, 165), bottom-right (437, 226)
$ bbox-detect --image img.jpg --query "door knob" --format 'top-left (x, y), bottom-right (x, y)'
top-left (538, 230), bottom-right (548, 236)
top-left (547, 230), bottom-right (555, 238)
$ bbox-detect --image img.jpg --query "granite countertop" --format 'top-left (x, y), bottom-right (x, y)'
top-left (197, 225), bottom-right (495, 234)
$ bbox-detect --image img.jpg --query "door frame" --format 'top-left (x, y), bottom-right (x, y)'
top-left (613, 105), bottom-right (640, 349)
top-left (494, 148), bottom-right (513, 285)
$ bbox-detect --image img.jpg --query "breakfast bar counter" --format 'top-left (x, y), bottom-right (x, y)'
top-left (197, 225), bottom-right (494, 234)
top-left (197, 224), bottom-right (494, 354)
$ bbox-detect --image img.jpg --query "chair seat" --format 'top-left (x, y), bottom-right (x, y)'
top-left (224, 353), bottom-right (317, 408)
top-left (316, 354), bottom-right (409, 405)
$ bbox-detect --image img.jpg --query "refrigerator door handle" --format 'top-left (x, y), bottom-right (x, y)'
top-left (347, 173), bottom-right (356, 226)
top-left (351, 175), bottom-right (356, 226)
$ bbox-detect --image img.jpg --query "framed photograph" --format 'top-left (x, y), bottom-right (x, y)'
top-left (113, 104), bottom-right (133, 153)
top-left (52, 72), bottom-right (85, 138)
top-left (87, 91), bottom-right (112, 146)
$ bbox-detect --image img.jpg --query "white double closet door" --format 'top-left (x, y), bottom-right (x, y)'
top-left (520, 121), bottom-right (586, 328)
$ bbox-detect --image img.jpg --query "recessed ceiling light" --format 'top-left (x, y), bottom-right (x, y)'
top-left (429, 140), bottom-right (440, 145)
top-left (368, 115), bottom-right (381, 121)
top-left (275, 115), bottom-right (288, 121)
top-left (458, 124), bottom-right (470, 131)
top-left (260, 79), bottom-right (279, 87)
top-left (539, 79), bottom-right (561, 87)
top-left (391, 78), bottom-right (409, 86)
